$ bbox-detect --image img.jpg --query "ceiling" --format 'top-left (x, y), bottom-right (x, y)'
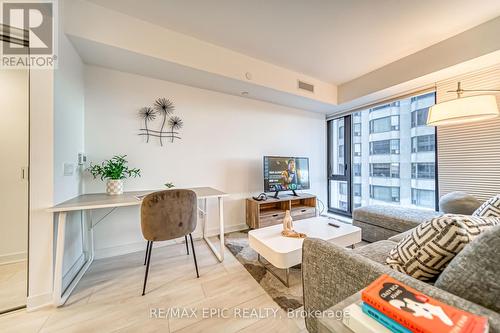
top-left (87, 0), bottom-right (500, 85)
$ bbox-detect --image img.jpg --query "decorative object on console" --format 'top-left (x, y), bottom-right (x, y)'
top-left (386, 214), bottom-right (500, 281)
top-left (87, 155), bottom-right (141, 195)
top-left (138, 97), bottom-right (183, 146)
top-left (427, 82), bottom-right (499, 126)
top-left (164, 182), bottom-right (175, 188)
top-left (281, 210), bottom-right (306, 238)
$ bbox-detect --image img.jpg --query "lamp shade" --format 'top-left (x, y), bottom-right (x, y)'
top-left (427, 95), bottom-right (499, 126)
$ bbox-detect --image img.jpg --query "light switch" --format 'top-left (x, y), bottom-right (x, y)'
top-left (63, 163), bottom-right (75, 176)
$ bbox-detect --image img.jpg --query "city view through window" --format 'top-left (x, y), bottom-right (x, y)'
top-left (328, 92), bottom-right (437, 215)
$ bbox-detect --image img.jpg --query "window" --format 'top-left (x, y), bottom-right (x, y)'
top-left (353, 163), bottom-right (361, 176)
top-left (412, 163), bottom-right (435, 179)
top-left (354, 143), bottom-right (361, 156)
top-left (353, 123), bottom-right (361, 136)
top-left (412, 134), bottom-right (435, 152)
top-left (327, 91), bottom-right (437, 215)
top-left (370, 139), bottom-right (400, 155)
top-left (353, 184), bottom-right (361, 197)
top-left (370, 163), bottom-right (399, 178)
top-left (411, 108), bottom-right (430, 128)
top-left (369, 116), bottom-right (399, 133)
top-left (370, 185), bottom-right (400, 202)
top-left (412, 189), bottom-right (435, 208)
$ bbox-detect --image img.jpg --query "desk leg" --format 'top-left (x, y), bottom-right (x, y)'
top-left (53, 210), bottom-right (95, 307)
top-left (53, 212), bottom-right (67, 306)
top-left (218, 196), bottom-right (224, 261)
top-left (202, 196), bottom-right (224, 262)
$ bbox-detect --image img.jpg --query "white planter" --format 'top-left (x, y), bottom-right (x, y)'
top-left (106, 179), bottom-right (124, 195)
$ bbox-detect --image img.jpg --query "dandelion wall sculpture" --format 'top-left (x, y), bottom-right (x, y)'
top-left (138, 98), bottom-right (183, 146)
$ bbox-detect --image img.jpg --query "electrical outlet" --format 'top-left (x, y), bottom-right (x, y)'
top-left (63, 163), bottom-right (75, 176)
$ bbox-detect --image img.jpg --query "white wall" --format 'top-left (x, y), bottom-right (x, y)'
top-left (53, 1), bottom-right (86, 287)
top-left (84, 65), bottom-right (327, 257)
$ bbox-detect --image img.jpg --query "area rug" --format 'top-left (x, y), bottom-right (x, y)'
top-left (224, 230), bottom-right (303, 311)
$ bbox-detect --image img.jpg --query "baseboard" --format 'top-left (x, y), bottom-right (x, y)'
top-left (94, 223), bottom-right (249, 260)
top-left (94, 239), bottom-right (176, 259)
top-left (0, 251), bottom-right (27, 265)
top-left (26, 292), bottom-right (52, 311)
top-left (62, 254), bottom-right (86, 291)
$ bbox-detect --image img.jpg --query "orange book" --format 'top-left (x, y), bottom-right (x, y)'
top-left (361, 275), bottom-right (488, 333)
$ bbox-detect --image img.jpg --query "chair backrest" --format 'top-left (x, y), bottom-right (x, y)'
top-left (141, 189), bottom-right (197, 241)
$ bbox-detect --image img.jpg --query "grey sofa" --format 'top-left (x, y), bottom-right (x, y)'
top-left (353, 192), bottom-right (481, 243)
top-left (302, 227), bottom-right (500, 333)
top-left (352, 205), bottom-right (442, 242)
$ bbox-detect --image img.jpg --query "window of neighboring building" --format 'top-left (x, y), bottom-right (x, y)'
top-left (354, 143), bottom-right (362, 156)
top-left (339, 201), bottom-right (348, 211)
top-left (370, 139), bottom-right (400, 155)
top-left (369, 116), bottom-right (399, 133)
top-left (353, 123), bottom-right (361, 136)
top-left (411, 108), bottom-right (430, 128)
top-left (339, 182), bottom-right (347, 195)
top-left (370, 185), bottom-right (400, 202)
top-left (338, 145), bottom-right (344, 158)
top-left (412, 134), bottom-right (435, 152)
top-left (370, 163), bottom-right (400, 178)
top-left (338, 125), bottom-right (344, 140)
top-left (412, 189), bottom-right (435, 208)
top-left (353, 163), bottom-right (361, 176)
top-left (353, 183), bottom-right (361, 197)
top-left (412, 163), bottom-right (435, 179)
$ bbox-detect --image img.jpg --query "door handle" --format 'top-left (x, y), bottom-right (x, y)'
top-left (21, 167), bottom-right (29, 180)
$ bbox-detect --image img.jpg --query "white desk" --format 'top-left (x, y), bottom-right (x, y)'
top-left (48, 187), bottom-right (228, 306)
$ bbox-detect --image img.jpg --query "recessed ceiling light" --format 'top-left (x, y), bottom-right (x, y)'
top-left (241, 91), bottom-right (249, 96)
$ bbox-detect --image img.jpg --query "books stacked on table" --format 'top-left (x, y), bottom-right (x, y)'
top-left (342, 274), bottom-right (488, 333)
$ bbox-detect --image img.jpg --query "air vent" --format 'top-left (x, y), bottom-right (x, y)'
top-left (298, 80), bottom-right (314, 93)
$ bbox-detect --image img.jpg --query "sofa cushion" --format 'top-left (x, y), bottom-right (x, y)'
top-left (353, 205), bottom-right (441, 233)
top-left (388, 228), bottom-right (415, 243)
top-left (352, 240), bottom-right (397, 265)
top-left (435, 224), bottom-right (500, 313)
top-left (473, 194), bottom-right (500, 217)
top-left (386, 214), bottom-right (500, 281)
top-left (439, 191), bottom-right (481, 215)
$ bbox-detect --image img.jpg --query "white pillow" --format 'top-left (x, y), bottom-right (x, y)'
top-left (386, 214), bottom-right (500, 281)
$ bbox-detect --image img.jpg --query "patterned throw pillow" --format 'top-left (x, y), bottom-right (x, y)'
top-left (386, 214), bottom-right (500, 281)
top-left (473, 194), bottom-right (500, 217)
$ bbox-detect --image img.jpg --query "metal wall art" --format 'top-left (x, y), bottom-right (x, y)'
top-left (138, 98), bottom-right (183, 146)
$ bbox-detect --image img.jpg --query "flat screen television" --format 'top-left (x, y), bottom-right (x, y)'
top-left (263, 156), bottom-right (310, 198)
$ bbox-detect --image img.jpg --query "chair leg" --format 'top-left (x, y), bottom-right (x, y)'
top-left (189, 234), bottom-right (199, 278)
top-left (142, 241), bottom-right (153, 296)
top-left (144, 240), bottom-right (150, 265)
top-left (185, 235), bottom-right (189, 255)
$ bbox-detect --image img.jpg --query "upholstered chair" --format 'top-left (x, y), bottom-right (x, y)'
top-left (140, 189), bottom-right (199, 296)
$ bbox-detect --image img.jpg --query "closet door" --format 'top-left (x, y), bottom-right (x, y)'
top-left (0, 67), bottom-right (29, 313)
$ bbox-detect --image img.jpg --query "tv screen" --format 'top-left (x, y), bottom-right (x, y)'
top-left (263, 156), bottom-right (310, 192)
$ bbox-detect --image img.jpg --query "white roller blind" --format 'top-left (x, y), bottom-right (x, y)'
top-left (437, 64), bottom-right (500, 202)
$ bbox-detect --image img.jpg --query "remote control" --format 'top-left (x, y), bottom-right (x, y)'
top-left (328, 222), bottom-right (340, 228)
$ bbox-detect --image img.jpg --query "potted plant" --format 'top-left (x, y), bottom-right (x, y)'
top-left (88, 155), bottom-right (141, 195)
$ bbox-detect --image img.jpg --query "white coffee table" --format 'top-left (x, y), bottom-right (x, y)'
top-left (248, 216), bottom-right (362, 287)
